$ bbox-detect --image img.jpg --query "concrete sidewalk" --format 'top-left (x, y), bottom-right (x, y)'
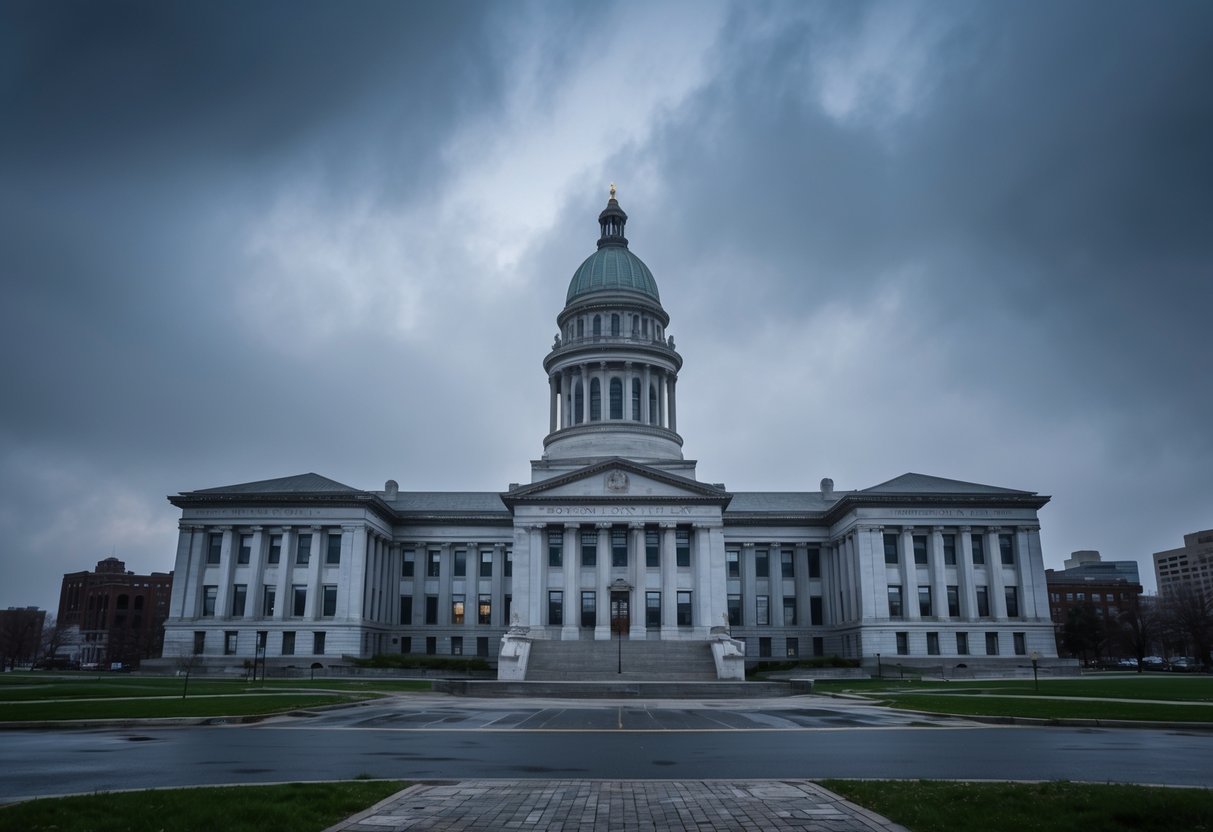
top-left (325, 779), bottom-right (908, 831)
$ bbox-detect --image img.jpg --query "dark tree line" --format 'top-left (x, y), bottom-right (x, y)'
top-left (1063, 588), bottom-right (1213, 670)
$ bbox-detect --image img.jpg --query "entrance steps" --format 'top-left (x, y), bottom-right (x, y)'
top-left (525, 638), bottom-right (718, 681)
top-left (432, 679), bottom-right (799, 698)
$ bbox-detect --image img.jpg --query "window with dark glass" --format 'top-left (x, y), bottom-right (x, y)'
top-left (193, 631), bottom-right (205, 654)
top-left (758, 637), bottom-right (772, 657)
top-left (238, 535), bottom-right (252, 565)
top-left (268, 534), bottom-right (282, 564)
top-left (609, 378), bottom-right (623, 419)
top-left (810, 596), bottom-right (823, 625)
top-left (611, 528), bottom-right (627, 567)
top-left (727, 594), bottom-right (741, 626)
top-left (504, 593), bottom-right (512, 623)
top-left (927, 632), bottom-right (940, 655)
top-left (580, 591), bottom-right (596, 627)
top-left (956, 632), bottom-right (969, 655)
top-left (999, 534), bottom-right (1015, 566)
top-left (646, 591), bottom-right (661, 627)
top-left (887, 586), bottom-right (903, 618)
top-left (478, 594), bottom-right (491, 625)
top-left (592, 315), bottom-right (601, 336)
top-left (202, 585), bottom-right (217, 617)
top-left (896, 632), bottom-right (909, 655)
top-left (676, 591), bottom-right (692, 626)
top-left (230, 584), bottom-right (247, 617)
top-left (676, 530), bottom-right (690, 567)
top-left (322, 585), bottom-right (337, 617)
top-left (913, 535), bottom-right (928, 565)
top-left (648, 383), bottom-right (658, 425)
top-left (224, 631), bottom-right (238, 655)
top-left (402, 553), bottom-right (415, 577)
top-left (918, 586), bottom-right (932, 617)
top-left (326, 532), bottom-right (342, 565)
top-left (783, 597), bottom-right (797, 625)
top-left (548, 591), bottom-right (563, 626)
top-left (207, 534), bottom-right (222, 565)
top-left (450, 636), bottom-right (462, 656)
top-left (427, 551), bottom-right (441, 577)
top-left (611, 313), bottom-right (620, 336)
top-left (726, 550), bottom-right (739, 577)
top-left (453, 550), bottom-right (466, 577)
top-left (263, 585), bottom-right (276, 617)
top-left (756, 595), bottom-right (770, 626)
top-left (755, 549), bottom-right (769, 578)
top-left (808, 547), bottom-right (821, 578)
top-left (480, 551), bottom-right (493, 577)
top-left (425, 636), bottom-right (436, 655)
top-left (581, 531), bottom-right (597, 567)
top-left (292, 586), bottom-right (307, 616)
top-left (400, 636), bottom-right (412, 654)
top-left (646, 530), bottom-right (660, 567)
top-left (976, 586), bottom-right (990, 617)
top-left (786, 637), bottom-right (799, 658)
top-left (985, 632), bottom-right (999, 655)
top-left (452, 594), bottom-right (465, 625)
top-left (1005, 586), bottom-right (1020, 617)
top-left (883, 534), bottom-right (899, 565)
top-left (477, 637), bottom-right (489, 657)
top-left (590, 378), bottom-right (601, 420)
top-left (1013, 632), bottom-right (1026, 655)
top-left (943, 534), bottom-right (956, 566)
top-left (781, 550), bottom-right (794, 578)
top-left (946, 585), bottom-right (960, 617)
top-left (631, 379), bottom-right (641, 421)
top-left (313, 631), bottom-right (325, 655)
top-left (399, 595), bottom-right (412, 625)
top-left (504, 551), bottom-right (512, 577)
top-left (574, 381), bottom-right (584, 424)
top-left (425, 596), bottom-right (438, 625)
top-left (296, 533), bottom-right (312, 565)
top-left (281, 631), bottom-right (295, 655)
top-left (971, 534), bottom-right (985, 565)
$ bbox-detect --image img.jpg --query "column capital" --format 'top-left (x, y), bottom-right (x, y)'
top-left (595, 521), bottom-right (613, 530)
top-left (309, 524), bottom-right (323, 532)
top-left (628, 522), bottom-right (645, 530)
top-left (741, 541), bottom-right (755, 549)
top-left (214, 525), bottom-right (233, 532)
top-left (660, 522), bottom-right (678, 531)
top-left (178, 523), bottom-right (204, 532)
top-left (957, 525), bottom-right (972, 532)
top-left (931, 526), bottom-right (945, 533)
top-left (342, 523), bottom-right (361, 533)
top-left (249, 525), bottom-right (264, 532)
top-left (564, 522), bottom-right (580, 532)
top-left (1017, 524), bottom-right (1041, 533)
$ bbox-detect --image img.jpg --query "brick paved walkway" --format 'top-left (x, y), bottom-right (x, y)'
top-left (325, 780), bottom-right (908, 831)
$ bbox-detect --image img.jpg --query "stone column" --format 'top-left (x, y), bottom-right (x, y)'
top-left (274, 528), bottom-right (293, 621)
top-left (668, 375), bottom-right (677, 432)
top-left (899, 527), bottom-right (920, 621)
top-left (527, 524), bottom-right (545, 628)
top-left (562, 524), bottom-right (579, 640)
top-left (595, 522), bottom-right (611, 638)
top-left (438, 543), bottom-right (452, 625)
top-left (410, 542), bottom-right (426, 626)
top-left (741, 542), bottom-right (757, 627)
top-left (642, 365), bottom-right (651, 425)
top-left (174, 525), bottom-right (202, 618)
top-left (985, 528), bottom-right (1007, 619)
top-left (794, 543), bottom-right (811, 627)
top-left (549, 374), bottom-right (558, 434)
top-left (629, 522), bottom-right (645, 639)
top-left (957, 527), bottom-right (976, 619)
top-left (1023, 526), bottom-right (1049, 622)
top-left (771, 544), bottom-right (785, 628)
top-left (599, 362), bottom-right (609, 420)
top-left (693, 523), bottom-right (711, 632)
top-left (929, 526), bottom-right (947, 619)
top-left (579, 363), bottom-right (589, 424)
top-left (306, 526), bottom-right (324, 620)
top-left (490, 543), bottom-right (505, 628)
top-left (247, 527), bottom-right (265, 619)
top-left (213, 527), bottom-right (235, 620)
top-left (660, 523), bottom-right (678, 634)
top-left (465, 543), bottom-right (478, 633)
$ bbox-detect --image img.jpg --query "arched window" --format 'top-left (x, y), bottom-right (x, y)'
top-left (576, 318), bottom-right (584, 339)
top-left (649, 383), bottom-right (659, 426)
top-left (590, 378), bottom-right (602, 421)
top-left (611, 314), bottom-right (621, 336)
top-left (631, 378), bottom-right (641, 421)
top-left (609, 378), bottom-right (623, 419)
top-left (116, 594), bottom-right (129, 610)
top-left (574, 381), bottom-right (584, 424)
top-left (593, 315), bottom-right (602, 337)
top-left (642, 318), bottom-right (649, 338)
top-left (632, 315), bottom-right (639, 335)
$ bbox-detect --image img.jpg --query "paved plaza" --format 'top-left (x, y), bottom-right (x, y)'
top-left (326, 780), bottom-right (907, 831)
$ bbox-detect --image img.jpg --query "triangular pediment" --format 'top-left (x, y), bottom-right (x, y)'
top-left (185, 472), bottom-right (362, 496)
top-left (861, 472), bottom-right (1033, 496)
top-left (502, 458), bottom-right (730, 505)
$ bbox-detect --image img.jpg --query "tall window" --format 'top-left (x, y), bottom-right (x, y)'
top-left (450, 636), bottom-right (462, 656)
top-left (648, 383), bottom-right (658, 425)
top-left (896, 632), bottom-right (909, 655)
top-left (646, 531), bottom-right (660, 568)
top-left (480, 551), bottom-right (493, 577)
top-left (549, 530), bottom-right (563, 568)
top-left (292, 586), bottom-right (307, 616)
top-left (999, 534), bottom-right (1015, 566)
top-left (402, 553), bottom-right (414, 577)
top-left (985, 632), bottom-right (999, 655)
top-left (313, 632), bottom-right (326, 655)
top-left (676, 530), bottom-right (691, 567)
top-left (478, 594), bottom-right (491, 625)
top-left (223, 631), bottom-right (238, 655)
top-left (581, 531), bottom-right (597, 567)
top-left (425, 596), bottom-right (438, 625)
top-left (296, 533), bottom-right (312, 565)
top-left (230, 584), bottom-right (247, 617)
top-left (755, 549), bottom-right (769, 578)
top-left (1005, 586), bottom-right (1020, 617)
top-left (918, 586), bottom-right (932, 617)
top-left (971, 534), bottom-right (985, 565)
top-left (810, 596), bottom-right (823, 626)
top-left (1013, 632), bottom-right (1027, 655)
top-left (727, 595), bottom-right (741, 626)
top-left (193, 631), bottom-right (205, 654)
top-left (609, 378), bottom-right (623, 419)
top-left (631, 379), bottom-right (641, 421)
top-left (956, 632), bottom-right (969, 655)
top-left (756, 595), bottom-right (770, 626)
top-left (676, 591), bottom-right (692, 626)
top-left (207, 534), bottom-right (222, 565)
top-left (452, 595), bottom-right (465, 625)
top-left (576, 318), bottom-right (584, 338)
top-left (611, 528), bottom-right (628, 567)
top-left (262, 585), bottom-right (276, 617)
top-left (238, 535), bottom-right (252, 565)
top-left (783, 597), bottom-right (797, 625)
top-left (927, 632), bottom-right (940, 656)
top-left (326, 532), bottom-right (342, 565)
top-left (505, 551), bottom-right (512, 577)
top-left (548, 591), bottom-right (563, 626)
top-left (453, 550), bottom-right (466, 577)
top-left (647, 592), bottom-right (662, 627)
top-left (887, 586), bottom-right (903, 618)
top-left (883, 534), bottom-right (899, 565)
top-left (282, 631), bottom-right (295, 655)
top-left (202, 586), bottom-right (217, 617)
top-left (268, 535), bottom-right (282, 564)
top-left (592, 315), bottom-right (601, 336)
top-left (611, 313), bottom-right (620, 336)
top-left (574, 381), bottom-right (584, 424)
top-left (786, 637), bottom-right (799, 658)
top-left (976, 586), bottom-right (990, 617)
top-left (726, 550), bottom-right (739, 578)
top-left (943, 534), bottom-right (956, 566)
top-left (399, 596), bottom-right (412, 625)
top-left (808, 547), bottom-right (821, 578)
top-left (427, 551), bottom-right (441, 577)
top-left (322, 585), bottom-right (337, 617)
top-left (946, 585), bottom-right (960, 617)
top-left (781, 550), bottom-right (794, 578)
top-left (590, 378), bottom-right (601, 421)
top-left (913, 535), bottom-right (928, 565)
top-left (580, 591), bottom-right (596, 627)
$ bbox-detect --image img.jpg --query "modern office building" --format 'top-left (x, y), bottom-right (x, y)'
top-left (160, 191), bottom-right (1058, 674)
top-left (1154, 530), bottom-right (1213, 600)
top-left (58, 557), bottom-right (174, 668)
top-left (1045, 551), bottom-right (1143, 656)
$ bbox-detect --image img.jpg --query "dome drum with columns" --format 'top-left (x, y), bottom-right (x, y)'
top-left (156, 186), bottom-right (1064, 680)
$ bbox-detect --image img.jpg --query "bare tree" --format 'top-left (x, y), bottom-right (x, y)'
top-left (174, 650), bottom-right (202, 699)
top-left (0, 608), bottom-right (46, 670)
top-left (1160, 584), bottom-right (1213, 670)
top-left (1115, 596), bottom-right (1159, 672)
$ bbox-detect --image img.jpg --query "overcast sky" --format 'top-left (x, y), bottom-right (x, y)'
top-left (3, 1), bottom-right (1211, 613)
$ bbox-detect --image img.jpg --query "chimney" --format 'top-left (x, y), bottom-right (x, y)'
top-left (820, 478), bottom-right (834, 497)
top-left (384, 479), bottom-right (399, 500)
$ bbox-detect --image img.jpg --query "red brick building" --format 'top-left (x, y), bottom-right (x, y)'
top-left (58, 558), bottom-right (173, 668)
top-left (1045, 551), bottom-right (1143, 660)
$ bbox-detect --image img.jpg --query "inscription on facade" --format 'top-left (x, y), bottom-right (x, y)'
top-left (544, 505), bottom-right (696, 516)
top-left (190, 508), bottom-right (325, 518)
top-left (890, 509), bottom-right (1014, 518)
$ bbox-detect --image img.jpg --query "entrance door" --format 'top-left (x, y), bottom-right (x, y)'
top-left (610, 592), bottom-right (630, 640)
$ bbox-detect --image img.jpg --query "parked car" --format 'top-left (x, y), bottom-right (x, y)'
top-left (1170, 657), bottom-right (1197, 672)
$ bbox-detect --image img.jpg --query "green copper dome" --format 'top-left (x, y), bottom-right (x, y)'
top-left (565, 191), bottom-right (661, 304)
top-left (566, 246), bottom-right (660, 304)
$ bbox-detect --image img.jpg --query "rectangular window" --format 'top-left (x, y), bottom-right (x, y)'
top-left (611, 528), bottom-right (628, 567)
top-left (193, 631), bottom-right (205, 654)
top-left (883, 534), bottom-right (899, 565)
top-left (425, 596), bottom-right (438, 625)
top-left (450, 636), bottom-right (463, 656)
top-left (918, 586), bottom-right (932, 617)
top-left (478, 594), bottom-right (491, 625)
top-left (971, 534), bottom-right (985, 565)
top-left (943, 534), bottom-right (956, 566)
top-left (913, 535), bottom-right (928, 566)
top-left (956, 632), bottom-right (969, 655)
top-left (282, 631), bottom-right (295, 656)
top-left (999, 534), bottom-right (1015, 566)
top-left (947, 585), bottom-right (960, 617)
top-left (207, 533), bottom-right (223, 565)
top-left (402, 553), bottom-right (415, 577)
top-left (452, 594), bottom-right (465, 625)
top-left (262, 585), bottom-right (276, 617)
top-left (224, 631), bottom-right (238, 655)
top-left (477, 636), bottom-right (489, 658)
top-left (504, 550), bottom-right (512, 577)
top-left (755, 549), bottom-right (769, 578)
top-left (676, 591), bottom-right (692, 626)
top-left (1005, 586), bottom-right (1020, 617)
top-left (427, 551), bottom-right (441, 578)
top-left (646, 591), bottom-right (661, 627)
top-left (322, 585), bottom-right (337, 617)
top-left (268, 535), bottom-right (282, 565)
top-left (1013, 632), bottom-right (1027, 656)
top-left (202, 585), bottom-right (217, 617)
top-left (453, 550), bottom-right (467, 577)
top-left (756, 595), bottom-right (770, 626)
top-left (985, 632), bottom-right (999, 655)
top-left (646, 531), bottom-right (660, 568)
top-left (480, 551), bottom-right (493, 577)
top-left (238, 534), bottom-right (252, 565)
top-left (927, 632), bottom-right (940, 655)
top-left (581, 531), bottom-right (597, 567)
top-left (727, 594), bottom-right (742, 627)
top-left (783, 597), bottom-right (797, 626)
top-left (504, 594), bottom-right (512, 623)
top-left (896, 632), bottom-right (909, 655)
top-left (548, 590), bottom-right (563, 626)
top-left (326, 532), bottom-right (342, 565)
top-left (296, 533), bottom-right (312, 565)
top-left (580, 591), bottom-right (596, 628)
top-left (758, 637), bottom-right (772, 658)
top-left (257, 630), bottom-right (267, 650)
top-left (810, 596), bottom-right (823, 626)
top-left (676, 530), bottom-right (691, 568)
top-left (231, 584), bottom-right (247, 617)
top-left (425, 636), bottom-right (436, 655)
top-left (292, 586), bottom-right (307, 616)
top-left (547, 529), bottom-right (564, 568)
top-left (313, 631), bottom-right (325, 655)
top-left (726, 550), bottom-right (740, 578)
top-left (402, 636), bottom-right (412, 654)
top-left (976, 586), bottom-right (990, 617)
top-left (786, 637), bottom-right (799, 658)
top-left (813, 636), bottom-right (824, 657)
top-left (399, 595), bottom-right (412, 625)
top-left (808, 547), bottom-right (821, 578)
top-left (887, 586), bottom-right (903, 618)
top-left (781, 550), bottom-right (794, 578)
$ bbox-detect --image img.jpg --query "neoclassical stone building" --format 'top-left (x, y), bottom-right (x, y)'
top-left (162, 190), bottom-right (1058, 673)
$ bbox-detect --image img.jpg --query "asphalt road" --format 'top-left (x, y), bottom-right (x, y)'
top-left (3, 695), bottom-right (1212, 802)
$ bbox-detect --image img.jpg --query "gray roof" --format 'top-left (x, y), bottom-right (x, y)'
top-left (379, 492), bottom-right (509, 514)
top-left (724, 492), bottom-right (847, 514)
top-left (190, 472), bottom-right (361, 495)
top-left (861, 472), bottom-right (1032, 495)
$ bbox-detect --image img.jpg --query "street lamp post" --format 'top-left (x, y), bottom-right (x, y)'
top-left (1031, 650), bottom-right (1040, 692)
top-left (876, 652), bottom-right (882, 679)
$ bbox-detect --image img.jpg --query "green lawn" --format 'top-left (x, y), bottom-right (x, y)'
top-left (814, 675), bottom-right (1213, 701)
top-left (823, 780), bottom-right (1213, 832)
top-left (0, 693), bottom-right (375, 722)
top-left (0, 781), bottom-right (406, 832)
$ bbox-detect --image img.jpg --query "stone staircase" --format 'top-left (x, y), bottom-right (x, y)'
top-left (524, 638), bottom-right (718, 681)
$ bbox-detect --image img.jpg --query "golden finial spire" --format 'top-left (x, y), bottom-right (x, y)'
top-left (609, 182), bottom-right (616, 200)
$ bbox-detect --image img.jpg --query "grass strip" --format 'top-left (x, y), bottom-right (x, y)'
top-left (822, 780), bottom-right (1213, 832)
top-left (0, 675), bottom-right (432, 701)
top-left (875, 693), bottom-right (1213, 722)
top-left (0, 780), bottom-right (406, 832)
top-left (813, 676), bottom-right (1213, 702)
top-left (0, 693), bottom-right (374, 722)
